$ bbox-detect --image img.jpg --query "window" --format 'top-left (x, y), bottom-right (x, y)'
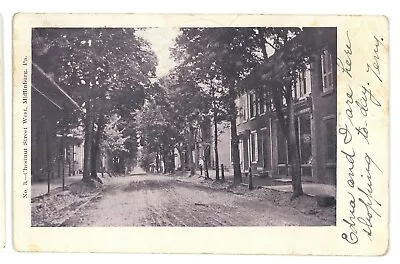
top-left (305, 69), bottom-right (312, 94)
top-left (239, 139), bottom-right (244, 166)
top-left (259, 90), bottom-right (266, 115)
top-left (243, 94), bottom-right (247, 121)
top-left (325, 117), bottom-right (337, 163)
top-left (321, 49), bottom-right (334, 92)
top-left (296, 71), bottom-right (306, 98)
top-left (258, 92), bottom-right (262, 115)
top-left (295, 69), bottom-right (311, 99)
top-left (250, 131), bottom-right (258, 162)
top-left (249, 92), bottom-right (256, 118)
top-left (255, 93), bottom-right (259, 116)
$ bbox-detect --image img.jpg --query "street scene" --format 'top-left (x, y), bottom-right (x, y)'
top-left (32, 174), bottom-right (335, 227)
top-left (31, 27), bottom-right (337, 227)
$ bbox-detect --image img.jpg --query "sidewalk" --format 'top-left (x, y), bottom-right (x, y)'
top-left (266, 183), bottom-right (336, 198)
top-left (31, 174), bottom-right (83, 198)
top-left (198, 169), bottom-right (336, 198)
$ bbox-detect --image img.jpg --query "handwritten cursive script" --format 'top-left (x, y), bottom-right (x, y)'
top-left (337, 31), bottom-right (353, 78)
top-left (366, 36), bottom-right (384, 82)
top-left (339, 32), bottom-right (385, 245)
top-left (356, 154), bottom-right (383, 241)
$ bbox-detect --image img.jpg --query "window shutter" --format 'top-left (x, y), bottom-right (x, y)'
top-left (321, 50), bottom-right (334, 92)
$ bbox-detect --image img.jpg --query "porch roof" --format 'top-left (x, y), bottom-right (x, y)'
top-left (32, 62), bottom-right (80, 111)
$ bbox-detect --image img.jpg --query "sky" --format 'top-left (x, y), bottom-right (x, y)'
top-left (137, 27), bottom-right (180, 78)
top-left (137, 27), bottom-right (277, 78)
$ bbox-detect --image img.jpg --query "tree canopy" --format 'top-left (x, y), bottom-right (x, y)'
top-left (32, 28), bottom-right (157, 180)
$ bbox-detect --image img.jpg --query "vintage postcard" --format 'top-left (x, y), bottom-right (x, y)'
top-left (0, 16), bottom-right (5, 249)
top-left (13, 14), bottom-right (389, 254)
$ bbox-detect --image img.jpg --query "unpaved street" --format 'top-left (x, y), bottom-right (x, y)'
top-left (62, 174), bottom-right (334, 227)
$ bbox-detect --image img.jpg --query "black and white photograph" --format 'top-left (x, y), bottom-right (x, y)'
top-left (30, 26), bottom-right (337, 227)
top-left (12, 13), bottom-right (389, 255)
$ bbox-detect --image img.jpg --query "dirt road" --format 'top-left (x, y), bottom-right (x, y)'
top-left (62, 174), bottom-right (334, 227)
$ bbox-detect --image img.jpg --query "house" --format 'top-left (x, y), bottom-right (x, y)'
top-left (235, 27), bottom-right (337, 185)
top-left (172, 119), bottom-right (233, 176)
top-left (31, 63), bottom-right (83, 181)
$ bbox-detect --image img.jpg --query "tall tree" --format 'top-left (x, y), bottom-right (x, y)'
top-left (171, 27), bottom-right (332, 196)
top-left (172, 28), bottom-right (261, 184)
top-left (32, 28), bottom-right (157, 182)
top-left (136, 82), bottom-right (180, 174)
top-left (167, 66), bottom-right (213, 176)
top-left (255, 27), bottom-right (305, 197)
top-left (243, 27), bottom-right (335, 197)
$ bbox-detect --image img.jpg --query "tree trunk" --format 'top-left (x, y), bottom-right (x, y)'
top-left (194, 143), bottom-right (199, 173)
top-left (187, 144), bottom-right (194, 176)
top-left (119, 156), bottom-right (125, 174)
top-left (167, 147), bottom-right (175, 173)
top-left (256, 34), bottom-right (303, 196)
top-left (91, 117), bottom-right (105, 179)
top-left (270, 82), bottom-right (303, 198)
top-left (83, 96), bottom-right (93, 182)
top-left (72, 145), bottom-right (75, 175)
top-left (171, 148), bottom-right (176, 173)
top-left (178, 147), bottom-right (185, 173)
top-left (161, 151), bottom-right (166, 173)
top-left (228, 92), bottom-right (242, 184)
top-left (160, 147), bottom-right (173, 174)
top-left (100, 149), bottom-right (104, 177)
top-left (45, 127), bottom-right (51, 194)
top-left (61, 129), bottom-right (65, 190)
top-left (57, 136), bottom-right (62, 179)
top-left (188, 127), bottom-right (195, 176)
top-left (204, 154), bottom-right (209, 179)
top-left (90, 133), bottom-right (99, 178)
top-left (155, 150), bottom-right (160, 173)
top-left (271, 82), bottom-right (288, 138)
top-left (90, 131), bottom-right (100, 178)
top-left (67, 146), bottom-right (71, 177)
top-left (213, 111), bottom-right (220, 181)
top-left (287, 94), bottom-right (303, 198)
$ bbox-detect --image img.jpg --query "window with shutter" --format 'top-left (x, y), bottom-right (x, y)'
top-left (259, 90), bottom-right (265, 115)
top-left (243, 94), bottom-right (247, 121)
top-left (321, 49), bottom-right (334, 92)
top-left (249, 92), bottom-right (256, 118)
top-left (250, 131), bottom-right (258, 162)
top-left (295, 70), bottom-right (310, 99)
